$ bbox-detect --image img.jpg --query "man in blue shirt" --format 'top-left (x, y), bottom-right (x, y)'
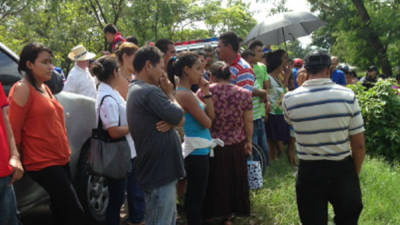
top-left (330, 56), bottom-right (346, 85)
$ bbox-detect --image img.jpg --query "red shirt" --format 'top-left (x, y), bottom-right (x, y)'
top-left (111, 32), bottom-right (126, 52)
top-left (9, 82), bottom-right (70, 171)
top-left (0, 83), bottom-right (12, 177)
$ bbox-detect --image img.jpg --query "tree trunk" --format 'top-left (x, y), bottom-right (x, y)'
top-left (351, 0), bottom-right (392, 76)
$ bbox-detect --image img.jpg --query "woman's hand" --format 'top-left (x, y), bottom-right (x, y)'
top-left (199, 77), bottom-right (210, 96)
top-left (9, 155), bottom-right (24, 184)
top-left (156, 121), bottom-right (173, 132)
top-left (244, 140), bottom-right (252, 155)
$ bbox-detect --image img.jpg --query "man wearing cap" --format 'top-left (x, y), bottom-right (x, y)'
top-left (360, 65), bottom-right (378, 89)
top-left (292, 58), bottom-right (303, 88)
top-left (330, 56), bottom-right (346, 86)
top-left (64, 45), bottom-right (97, 99)
top-left (282, 51), bottom-right (365, 225)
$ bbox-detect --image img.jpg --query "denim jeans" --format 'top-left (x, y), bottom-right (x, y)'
top-left (127, 159), bottom-right (145, 223)
top-left (144, 180), bottom-right (177, 225)
top-left (0, 176), bottom-right (19, 225)
top-left (106, 178), bottom-right (126, 225)
top-left (107, 159), bottom-right (145, 225)
top-left (252, 118), bottom-right (269, 165)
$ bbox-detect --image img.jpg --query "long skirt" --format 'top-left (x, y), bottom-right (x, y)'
top-left (203, 141), bottom-right (250, 219)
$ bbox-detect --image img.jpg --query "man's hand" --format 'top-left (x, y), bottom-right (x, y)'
top-left (265, 101), bottom-right (271, 114)
top-left (296, 68), bottom-right (308, 86)
top-left (259, 92), bottom-right (267, 103)
top-left (9, 155), bottom-right (23, 184)
top-left (244, 140), bottom-right (252, 155)
top-left (102, 51), bottom-right (111, 56)
top-left (253, 88), bottom-right (267, 102)
top-left (156, 121), bottom-right (173, 132)
top-left (160, 73), bottom-right (174, 97)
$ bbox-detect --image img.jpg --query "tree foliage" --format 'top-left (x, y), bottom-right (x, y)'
top-left (309, 0), bottom-right (400, 76)
top-left (349, 79), bottom-right (400, 161)
top-left (0, 0), bottom-right (256, 73)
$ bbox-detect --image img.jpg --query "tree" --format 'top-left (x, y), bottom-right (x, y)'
top-left (85, 0), bottom-right (126, 50)
top-left (0, 0), bottom-right (31, 22)
top-left (0, 0), bottom-right (258, 72)
top-left (0, 0), bottom-right (102, 72)
top-left (202, 0), bottom-right (257, 39)
top-left (309, 0), bottom-right (399, 76)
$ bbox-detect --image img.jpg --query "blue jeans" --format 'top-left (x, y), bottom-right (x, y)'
top-left (127, 159), bottom-right (145, 223)
top-left (252, 118), bottom-right (269, 165)
top-left (106, 178), bottom-right (126, 225)
top-left (0, 176), bottom-right (19, 225)
top-left (144, 180), bottom-right (177, 225)
top-left (106, 159), bottom-right (145, 225)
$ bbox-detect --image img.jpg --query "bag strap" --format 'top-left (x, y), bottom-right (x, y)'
top-left (97, 94), bottom-right (121, 130)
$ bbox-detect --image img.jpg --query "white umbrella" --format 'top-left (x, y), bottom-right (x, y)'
top-left (245, 11), bottom-right (326, 47)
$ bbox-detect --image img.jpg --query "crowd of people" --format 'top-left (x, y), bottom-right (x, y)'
top-left (0, 22), bottom-right (374, 225)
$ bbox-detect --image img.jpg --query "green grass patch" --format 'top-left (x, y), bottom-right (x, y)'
top-left (236, 156), bottom-right (400, 225)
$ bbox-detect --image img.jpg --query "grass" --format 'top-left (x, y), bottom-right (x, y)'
top-left (235, 155), bottom-right (400, 225)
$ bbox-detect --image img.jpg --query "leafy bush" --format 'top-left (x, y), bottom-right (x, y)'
top-left (348, 79), bottom-right (400, 160)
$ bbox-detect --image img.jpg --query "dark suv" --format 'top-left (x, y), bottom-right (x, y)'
top-left (0, 42), bottom-right (108, 223)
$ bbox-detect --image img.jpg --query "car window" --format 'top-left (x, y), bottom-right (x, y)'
top-left (0, 49), bottom-right (21, 96)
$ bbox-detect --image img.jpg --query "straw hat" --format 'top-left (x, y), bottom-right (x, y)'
top-left (68, 45), bottom-right (96, 61)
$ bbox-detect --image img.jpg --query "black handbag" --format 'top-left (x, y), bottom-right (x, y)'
top-left (88, 95), bottom-right (131, 179)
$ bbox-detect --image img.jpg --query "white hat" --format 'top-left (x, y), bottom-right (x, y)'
top-left (68, 45), bottom-right (96, 61)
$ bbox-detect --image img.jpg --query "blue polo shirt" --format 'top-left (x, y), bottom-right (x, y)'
top-left (331, 69), bottom-right (346, 86)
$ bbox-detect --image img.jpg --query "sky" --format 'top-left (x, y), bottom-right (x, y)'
top-left (245, 0), bottom-right (313, 46)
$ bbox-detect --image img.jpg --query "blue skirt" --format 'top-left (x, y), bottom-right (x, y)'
top-left (265, 114), bottom-right (290, 143)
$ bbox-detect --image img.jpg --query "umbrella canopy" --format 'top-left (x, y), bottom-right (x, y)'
top-left (245, 11), bottom-right (326, 46)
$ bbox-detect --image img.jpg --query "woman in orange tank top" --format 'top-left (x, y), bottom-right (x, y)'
top-left (8, 43), bottom-right (85, 225)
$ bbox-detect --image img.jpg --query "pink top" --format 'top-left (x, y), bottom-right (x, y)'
top-left (198, 83), bottom-right (252, 146)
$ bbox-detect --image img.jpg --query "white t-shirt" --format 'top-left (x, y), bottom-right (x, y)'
top-left (64, 64), bottom-right (97, 99)
top-left (96, 82), bottom-right (136, 158)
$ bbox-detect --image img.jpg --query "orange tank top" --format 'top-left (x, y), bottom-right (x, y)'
top-left (8, 82), bottom-right (70, 171)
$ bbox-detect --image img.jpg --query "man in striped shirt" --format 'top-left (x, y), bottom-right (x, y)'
top-left (217, 32), bottom-right (256, 93)
top-left (282, 51), bottom-right (365, 225)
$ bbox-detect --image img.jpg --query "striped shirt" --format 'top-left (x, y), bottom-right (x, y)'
top-left (282, 78), bottom-right (365, 161)
top-left (229, 54), bottom-right (255, 92)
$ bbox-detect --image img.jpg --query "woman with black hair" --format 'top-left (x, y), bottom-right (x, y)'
top-left (167, 52), bottom-right (214, 225)
top-left (8, 43), bottom-right (85, 225)
top-left (199, 61), bottom-right (252, 225)
top-left (265, 49), bottom-right (293, 162)
top-left (91, 55), bottom-right (143, 225)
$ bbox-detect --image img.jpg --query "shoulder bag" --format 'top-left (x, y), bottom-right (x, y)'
top-left (88, 95), bottom-right (131, 179)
